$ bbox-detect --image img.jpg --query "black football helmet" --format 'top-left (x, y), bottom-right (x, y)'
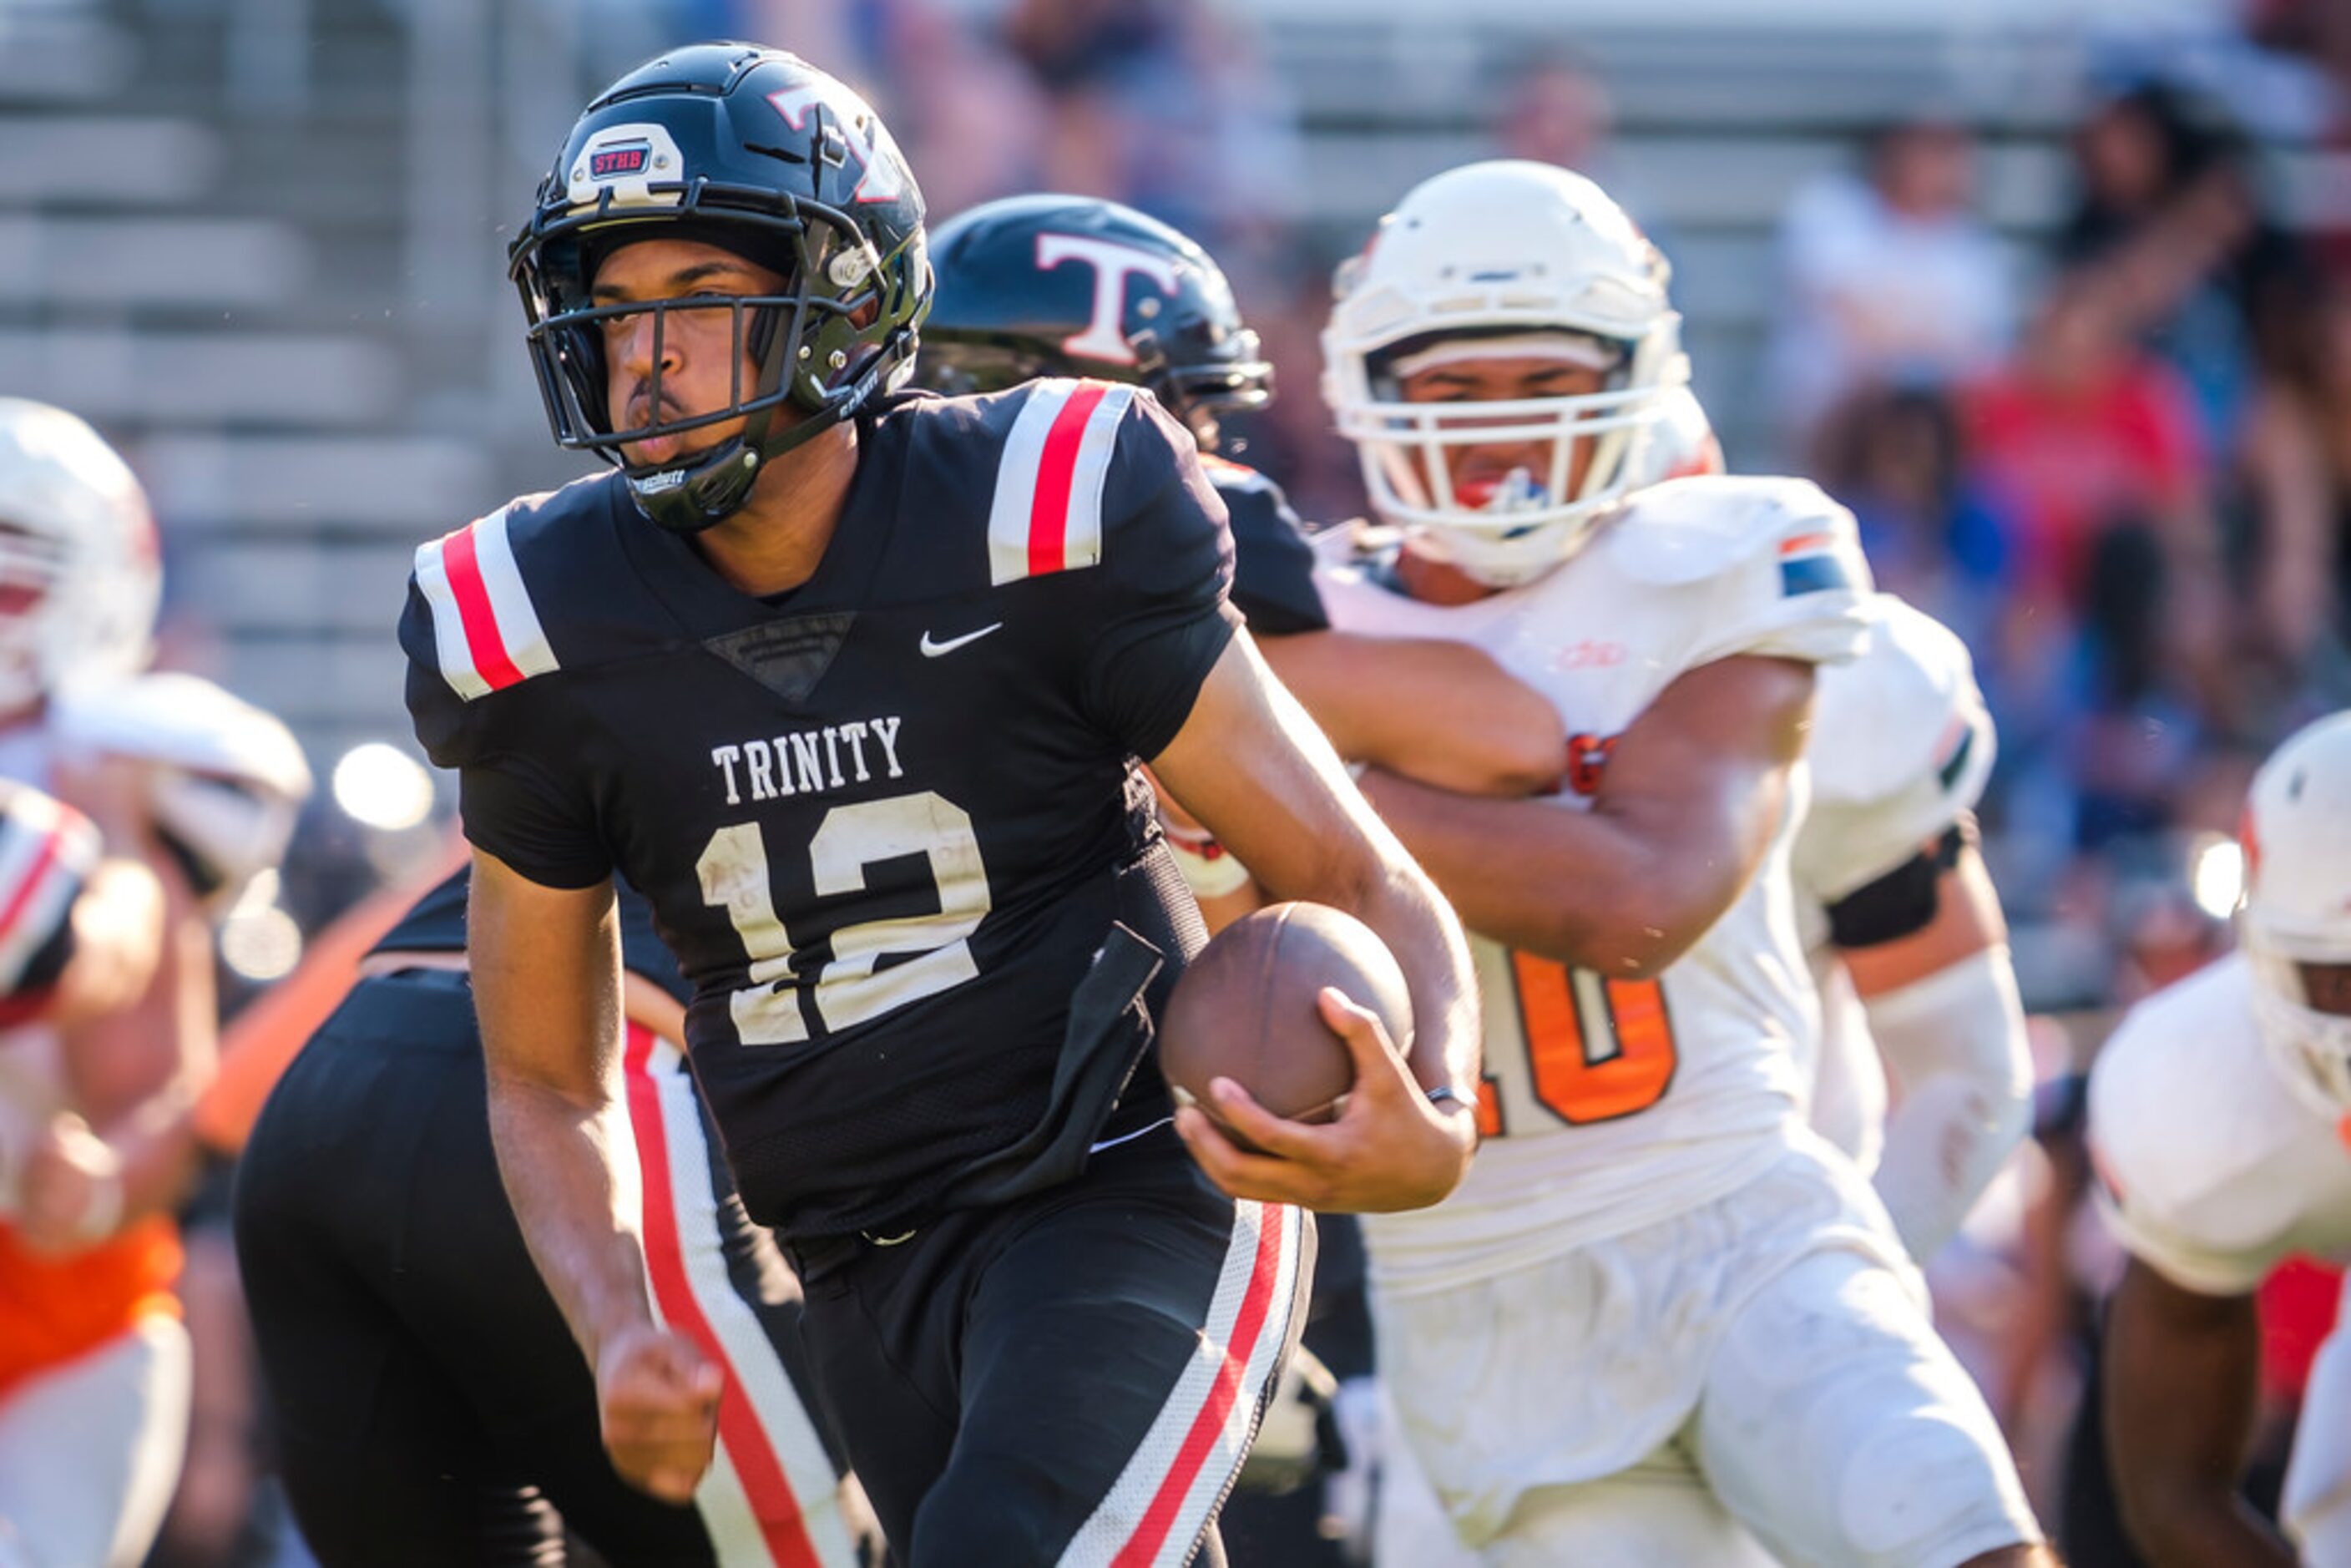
top-left (919, 195), bottom-right (1270, 448)
top-left (509, 43), bottom-right (930, 534)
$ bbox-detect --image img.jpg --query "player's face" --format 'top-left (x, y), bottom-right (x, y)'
top-left (591, 239), bottom-right (789, 468)
top-left (1398, 357), bottom-right (1606, 508)
top-left (2304, 962), bottom-right (2351, 1019)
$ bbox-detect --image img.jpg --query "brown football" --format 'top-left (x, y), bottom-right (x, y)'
top-left (1159, 903), bottom-right (1415, 1147)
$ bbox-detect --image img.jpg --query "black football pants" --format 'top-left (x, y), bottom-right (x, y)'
top-left (790, 1128), bottom-right (1313, 1567)
top-left (233, 971), bottom-right (857, 1567)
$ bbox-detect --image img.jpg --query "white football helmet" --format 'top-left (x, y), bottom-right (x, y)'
top-left (2238, 711), bottom-right (2351, 1114)
top-left (0, 400), bottom-right (159, 715)
top-left (1322, 160), bottom-right (1689, 587)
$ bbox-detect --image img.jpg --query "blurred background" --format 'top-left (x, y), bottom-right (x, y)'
top-left (6, 0), bottom-right (2348, 1560)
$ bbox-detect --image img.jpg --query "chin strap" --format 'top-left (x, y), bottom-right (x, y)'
top-left (624, 325), bottom-right (916, 535)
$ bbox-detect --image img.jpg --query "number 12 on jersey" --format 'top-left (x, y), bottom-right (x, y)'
top-left (1474, 944), bottom-right (1677, 1136)
top-left (698, 791), bottom-right (992, 1044)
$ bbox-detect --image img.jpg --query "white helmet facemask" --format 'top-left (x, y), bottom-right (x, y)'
top-left (1322, 160), bottom-right (1689, 588)
top-left (2237, 711), bottom-right (2351, 1117)
top-left (0, 400), bottom-right (159, 716)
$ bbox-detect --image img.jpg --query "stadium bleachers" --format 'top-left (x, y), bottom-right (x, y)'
top-left (0, 0), bottom-right (2323, 769)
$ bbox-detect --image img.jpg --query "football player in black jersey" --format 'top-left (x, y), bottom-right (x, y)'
top-left (230, 862), bottom-right (872, 1566)
top-left (400, 44), bottom-right (1479, 1567)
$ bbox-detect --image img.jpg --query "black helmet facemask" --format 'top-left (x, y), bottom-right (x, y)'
top-left (509, 44), bottom-right (931, 535)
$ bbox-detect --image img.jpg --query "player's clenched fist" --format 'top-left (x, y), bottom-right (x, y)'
top-left (596, 1322), bottom-right (722, 1503)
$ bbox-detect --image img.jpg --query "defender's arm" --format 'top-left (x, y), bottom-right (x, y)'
top-left (2104, 1257), bottom-right (2296, 1567)
top-left (1360, 654), bottom-right (1813, 979)
top-left (1261, 631), bottom-right (1566, 797)
top-left (1834, 832), bottom-right (2032, 1259)
top-left (33, 842), bottom-right (211, 1253)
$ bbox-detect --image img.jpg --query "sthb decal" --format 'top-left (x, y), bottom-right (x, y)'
top-left (1034, 233), bottom-right (1182, 365)
top-left (589, 143), bottom-right (650, 179)
top-left (566, 122), bottom-right (685, 210)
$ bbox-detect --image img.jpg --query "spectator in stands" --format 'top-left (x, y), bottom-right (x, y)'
top-left (1494, 52), bottom-right (1615, 175)
top-left (999, 0), bottom-right (1303, 259)
top-left (2063, 526), bottom-right (2213, 850)
top-left (1960, 267), bottom-right (2210, 624)
top-left (862, 2), bottom-right (1051, 220)
top-left (1767, 114), bottom-right (2015, 466)
top-left (2058, 78), bottom-right (2306, 452)
top-left (1813, 385), bottom-right (2008, 646)
top-left (2235, 264), bottom-right (2351, 689)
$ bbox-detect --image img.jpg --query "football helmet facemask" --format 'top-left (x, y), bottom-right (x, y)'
top-left (1322, 160), bottom-right (1688, 587)
top-left (510, 43), bottom-right (931, 534)
top-left (0, 399), bottom-right (159, 716)
top-left (917, 194), bottom-right (1271, 450)
top-left (2238, 711), bottom-right (2351, 1115)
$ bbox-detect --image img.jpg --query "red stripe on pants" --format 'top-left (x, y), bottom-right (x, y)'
top-left (622, 1024), bottom-right (821, 1568)
top-left (1113, 1206), bottom-right (1289, 1565)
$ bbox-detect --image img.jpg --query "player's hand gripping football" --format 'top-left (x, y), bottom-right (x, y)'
top-left (1173, 988), bottom-right (1476, 1212)
top-left (596, 1321), bottom-right (722, 1504)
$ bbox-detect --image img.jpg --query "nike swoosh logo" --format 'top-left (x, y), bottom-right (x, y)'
top-left (919, 622), bottom-right (1004, 658)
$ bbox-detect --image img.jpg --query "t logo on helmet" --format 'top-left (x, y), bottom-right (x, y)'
top-left (766, 84), bottom-right (909, 206)
top-left (1035, 234), bottom-right (1182, 366)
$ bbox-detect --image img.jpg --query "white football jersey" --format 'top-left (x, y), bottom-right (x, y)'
top-left (2090, 954), bottom-right (2351, 1295)
top-left (1792, 596), bottom-right (1996, 1171)
top-left (1327, 475), bottom-right (1873, 1290)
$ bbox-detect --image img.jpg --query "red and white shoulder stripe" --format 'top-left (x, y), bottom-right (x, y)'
top-left (1063, 1198), bottom-right (1307, 1567)
top-left (0, 788), bottom-right (99, 995)
top-left (412, 505), bottom-right (559, 701)
top-left (988, 378), bottom-right (1136, 585)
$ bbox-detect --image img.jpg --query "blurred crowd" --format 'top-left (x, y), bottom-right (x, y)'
top-left (110, 2), bottom-right (2351, 1564)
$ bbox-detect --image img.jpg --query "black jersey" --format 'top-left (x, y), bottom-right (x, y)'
top-left (402, 379), bottom-right (1235, 1241)
top-left (371, 866), bottom-right (690, 1005)
top-left (1202, 456), bottom-right (1327, 637)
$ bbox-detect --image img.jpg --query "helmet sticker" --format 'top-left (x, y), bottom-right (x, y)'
top-left (568, 123), bottom-right (685, 211)
top-left (766, 84), bottom-right (910, 205)
top-left (1034, 232), bottom-right (1182, 366)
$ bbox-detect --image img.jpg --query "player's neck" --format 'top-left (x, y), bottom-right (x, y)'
top-left (1397, 544), bottom-right (1501, 606)
top-left (690, 422), bottom-right (861, 599)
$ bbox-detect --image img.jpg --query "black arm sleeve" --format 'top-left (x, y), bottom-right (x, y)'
top-left (1825, 822), bottom-right (1967, 949)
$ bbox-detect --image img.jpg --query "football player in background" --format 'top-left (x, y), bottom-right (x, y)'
top-left (1791, 593), bottom-right (2031, 1263)
top-left (2092, 711), bottom-right (2351, 1566)
top-left (228, 857), bottom-right (875, 1565)
top-left (402, 44), bottom-right (1479, 1566)
top-left (0, 398), bottom-right (311, 1568)
top-left (915, 193), bottom-right (1569, 918)
top-left (1199, 159), bottom-right (2047, 1565)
